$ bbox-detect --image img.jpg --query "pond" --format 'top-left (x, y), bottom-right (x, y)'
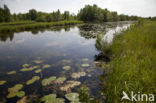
top-left (0, 21), bottom-right (133, 103)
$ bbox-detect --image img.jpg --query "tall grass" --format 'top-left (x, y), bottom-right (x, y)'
top-left (102, 20), bottom-right (156, 102)
top-left (0, 20), bottom-right (83, 33)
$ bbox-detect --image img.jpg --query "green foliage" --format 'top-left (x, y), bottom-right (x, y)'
top-left (103, 21), bottom-right (156, 102)
top-left (78, 85), bottom-right (90, 103)
top-left (0, 5), bottom-right (11, 22)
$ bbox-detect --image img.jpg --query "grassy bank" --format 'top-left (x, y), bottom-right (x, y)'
top-left (0, 20), bottom-right (83, 33)
top-left (102, 20), bottom-right (156, 102)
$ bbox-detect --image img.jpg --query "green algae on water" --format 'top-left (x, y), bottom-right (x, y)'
top-left (0, 80), bottom-right (6, 85)
top-left (41, 76), bottom-right (56, 86)
top-left (26, 76), bottom-right (40, 85)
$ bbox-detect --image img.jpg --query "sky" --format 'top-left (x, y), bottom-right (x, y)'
top-left (0, 0), bottom-right (156, 17)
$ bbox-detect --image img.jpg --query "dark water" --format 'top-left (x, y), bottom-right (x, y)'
top-left (0, 22), bottom-right (133, 103)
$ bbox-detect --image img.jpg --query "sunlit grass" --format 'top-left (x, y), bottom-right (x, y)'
top-left (103, 20), bottom-right (156, 102)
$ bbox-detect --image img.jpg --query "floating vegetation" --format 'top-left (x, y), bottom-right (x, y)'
top-left (81, 64), bottom-right (90, 67)
top-left (26, 76), bottom-right (40, 85)
top-left (41, 94), bottom-right (65, 103)
top-left (20, 66), bottom-right (39, 72)
top-left (7, 84), bottom-right (24, 98)
top-left (62, 66), bottom-right (71, 70)
top-left (54, 77), bottom-right (66, 84)
top-left (34, 69), bottom-right (42, 73)
top-left (17, 96), bottom-right (27, 103)
top-left (65, 93), bottom-right (80, 102)
top-left (41, 76), bottom-right (56, 86)
top-left (60, 81), bottom-right (81, 91)
top-left (22, 64), bottom-right (30, 68)
top-left (32, 60), bottom-right (43, 64)
top-left (0, 80), bottom-right (6, 85)
top-left (42, 64), bottom-right (51, 69)
top-left (71, 72), bottom-right (86, 79)
top-left (82, 58), bottom-right (89, 61)
top-left (7, 70), bottom-right (16, 75)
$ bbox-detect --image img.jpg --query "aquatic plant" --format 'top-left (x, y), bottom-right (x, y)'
top-left (0, 80), bottom-right (6, 85)
top-left (42, 64), bottom-right (51, 69)
top-left (32, 60), bottom-right (43, 64)
top-left (22, 64), bottom-right (30, 68)
top-left (65, 93), bottom-right (80, 103)
top-left (41, 76), bottom-right (56, 86)
top-left (17, 96), bottom-right (27, 103)
top-left (7, 84), bottom-right (24, 98)
top-left (26, 76), bottom-right (40, 85)
top-left (54, 77), bottom-right (66, 84)
top-left (41, 94), bottom-right (65, 103)
top-left (62, 66), bottom-right (71, 70)
top-left (71, 72), bottom-right (86, 79)
top-left (60, 81), bottom-right (81, 91)
top-left (34, 69), bottom-right (42, 73)
top-left (7, 70), bottom-right (16, 75)
top-left (81, 64), bottom-right (90, 67)
top-left (20, 65), bottom-right (39, 72)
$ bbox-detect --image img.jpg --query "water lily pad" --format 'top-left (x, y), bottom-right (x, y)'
top-left (0, 80), bottom-right (6, 85)
top-left (81, 64), bottom-right (90, 67)
top-left (71, 72), bottom-right (86, 79)
top-left (20, 66), bottom-right (39, 72)
top-left (17, 96), bottom-right (27, 103)
top-left (16, 91), bottom-right (25, 98)
top-left (33, 60), bottom-right (43, 64)
top-left (34, 69), bottom-right (42, 73)
top-left (82, 58), bottom-right (89, 61)
top-left (7, 71), bottom-right (16, 75)
top-left (54, 77), bottom-right (66, 84)
top-left (60, 81), bottom-right (81, 91)
top-left (55, 98), bottom-right (65, 103)
top-left (43, 64), bottom-right (51, 69)
top-left (41, 94), bottom-right (56, 103)
top-left (22, 64), bottom-right (30, 68)
top-left (41, 76), bottom-right (56, 86)
top-left (65, 93), bottom-right (79, 102)
top-left (62, 66), bottom-right (71, 70)
top-left (26, 76), bottom-right (40, 85)
top-left (7, 84), bottom-right (24, 98)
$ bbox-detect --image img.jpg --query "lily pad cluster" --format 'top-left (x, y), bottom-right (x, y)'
top-left (65, 93), bottom-right (80, 103)
top-left (7, 84), bottom-right (25, 98)
top-left (34, 69), bottom-right (42, 73)
top-left (42, 64), bottom-right (51, 69)
top-left (60, 81), bottom-right (81, 91)
top-left (22, 64), bottom-right (30, 68)
top-left (20, 66), bottom-right (40, 72)
top-left (54, 77), bottom-right (66, 84)
top-left (81, 64), bottom-right (90, 67)
top-left (71, 72), bottom-right (86, 79)
top-left (32, 60), bottom-right (43, 64)
top-left (41, 94), bottom-right (65, 103)
top-left (0, 80), bottom-right (6, 85)
top-left (41, 76), bottom-right (56, 86)
top-left (26, 76), bottom-right (40, 85)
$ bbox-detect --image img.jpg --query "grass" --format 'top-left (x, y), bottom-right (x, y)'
top-left (0, 20), bottom-right (83, 33)
top-left (100, 20), bottom-right (156, 102)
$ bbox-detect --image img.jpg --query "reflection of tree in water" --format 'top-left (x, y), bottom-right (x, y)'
top-left (0, 25), bottom-right (75, 42)
top-left (0, 32), bottom-right (14, 42)
top-left (78, 24), bottom-right (106, 39)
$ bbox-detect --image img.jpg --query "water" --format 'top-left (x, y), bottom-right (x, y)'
top-left (0, 21), bottom-right (133, 103)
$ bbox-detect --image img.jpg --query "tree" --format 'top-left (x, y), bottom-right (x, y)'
top-left (28, 9), bottom-right (37, 20)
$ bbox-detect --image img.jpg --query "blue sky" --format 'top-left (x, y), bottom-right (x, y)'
top-left (0, 0), bottom-right (156, 17)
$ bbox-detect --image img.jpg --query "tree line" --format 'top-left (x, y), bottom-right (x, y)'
top-left (1, 4), bottom-right (154, 23)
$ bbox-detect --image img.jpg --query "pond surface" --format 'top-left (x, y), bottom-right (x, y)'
top-left (0, 21), bottom-right (133, 103)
